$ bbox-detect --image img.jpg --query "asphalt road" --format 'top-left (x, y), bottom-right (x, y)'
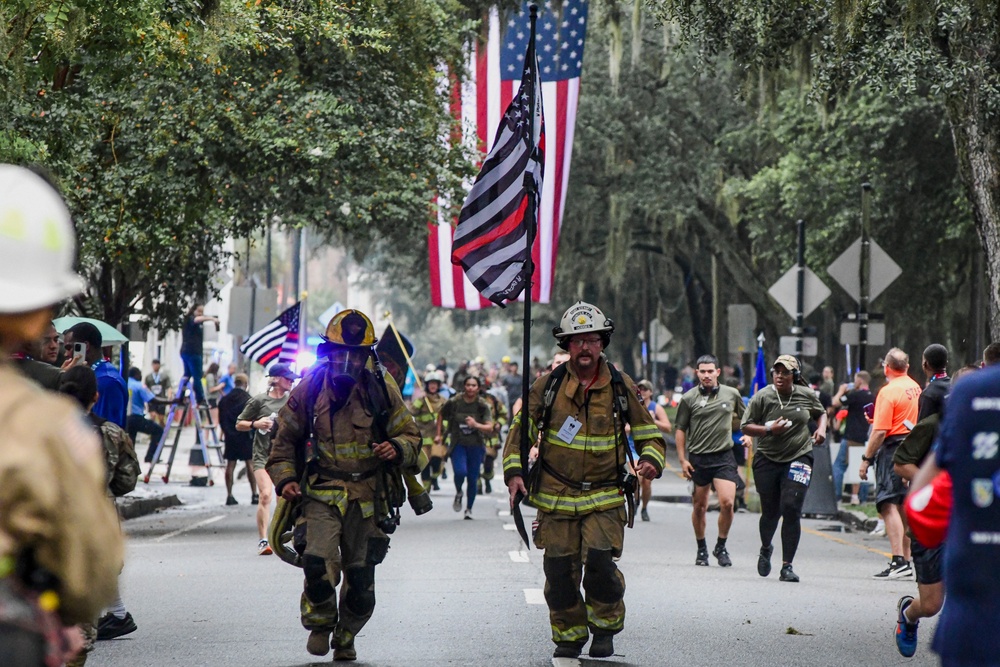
top-left (93, 472), bottom-right (938, 667)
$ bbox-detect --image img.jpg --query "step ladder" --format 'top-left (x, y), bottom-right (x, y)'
top-left (143, 376), bottom-right (224, 485)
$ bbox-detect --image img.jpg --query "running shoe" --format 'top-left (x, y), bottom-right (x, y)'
top-left (779, 564), bottom-right (799, 582)
top-left (225, 495), bottom-right (238, 506)
top-left (250, 493), bottom-right (259, 505)
top-left (870, 518), bottom-right (886, 536)
top-left (757, 544), bottom-right (773, 577)
top-left (258, 539), bottom-right (273, 556)
top-left (464, 508), bottom-right (473, 520)
top-left (695, 547), bottom-right (709, 566)
top-left (641, 508), bottom-right (650, 522)
top-left (873, 560), bottom-right (913, 579)
top-left (453, 491), bottom-right (463, 512)
top-left (895, 595), bottom-right (918, 658)
top-left (713, 544), bottom-right (732, 567)
top-left (96, 612), bottom-right (137, 640)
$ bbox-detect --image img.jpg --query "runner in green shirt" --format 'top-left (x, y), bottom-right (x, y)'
top-left (741, 355), bottom-right (826, 583)
top-left (675, 354), bottom-right (746, 567)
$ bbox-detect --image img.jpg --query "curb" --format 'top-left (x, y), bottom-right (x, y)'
top-left (837, 508), bottom-right (878, 532)
top-left (116, 494), bottom-right (183, 520)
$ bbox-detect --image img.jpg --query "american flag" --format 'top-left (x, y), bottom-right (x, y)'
top-left (429, 0), bottom-right (588, 309)
top-left (240, 301), bottom-right (301, 370)
top-left (451, 14), bottom-right (544, 306)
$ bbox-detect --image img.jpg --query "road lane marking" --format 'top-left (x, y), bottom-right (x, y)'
top-left (509, 551), bottom-right (529, 563)
top-left (523, 588), bottom-right (545, 604)
top-left (552, 658), bottom-right (581, 667)
top-left (498, 510), bottom-right (511, 517)
top-left (154, 514), bottom-right (225, 543)
top-left (803, 527), bottom-right (891, 558)
top-left (503, 523), bottom-right (518, 531)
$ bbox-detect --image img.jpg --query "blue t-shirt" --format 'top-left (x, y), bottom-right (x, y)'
top-left (933, 364), bottom-right (1000, 663)
top-left (220, 374), bottom-right (236, 396)
top-left (93, 360), bottom-right (128, 428)
top-left (128, 377), bottom-right (155, 417)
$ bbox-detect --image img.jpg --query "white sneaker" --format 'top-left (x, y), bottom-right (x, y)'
top-left (453, 492), bottom-right (463, 512)
top-left (850, 494), bottom-right (860, 505)
top-left (870, 519), bottom-right (886, 536)
top-left (463, 508), bottom-right (473, 520)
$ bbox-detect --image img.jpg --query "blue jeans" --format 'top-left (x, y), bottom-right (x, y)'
top-left (833, 440), bottom-right (870, 502)
top-left (180, 352), bottom-right (205, 403)
top-left (451, 444), bottom-right (486, 510)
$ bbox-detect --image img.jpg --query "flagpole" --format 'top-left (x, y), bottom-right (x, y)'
top-left (514, 3), bottom-right (539, 551)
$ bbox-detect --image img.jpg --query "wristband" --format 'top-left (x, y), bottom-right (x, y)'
top-left (862, 455), bottom-right (875, 464)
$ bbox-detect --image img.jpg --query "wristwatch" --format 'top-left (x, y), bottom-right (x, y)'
top-left (861, 454), bottom-right (875, 464)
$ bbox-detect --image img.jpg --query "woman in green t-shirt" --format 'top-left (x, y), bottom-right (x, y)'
top-left (436, 376), bottom-right (493, 519)
top-left (741, 355), bottom-right (826, 583)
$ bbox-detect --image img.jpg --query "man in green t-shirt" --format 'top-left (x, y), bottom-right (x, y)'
top-left (675, 354), bottom-right (746, 567)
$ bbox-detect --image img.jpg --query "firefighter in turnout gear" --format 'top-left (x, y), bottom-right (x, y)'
top-left (503, 302), bottom-right (666, 660)
top-left (266, 309), bottom-right (421, 661)
top-left (412, 370), bottom-right (447, 490)
top-left (480, 380), bottom-right (508, 495)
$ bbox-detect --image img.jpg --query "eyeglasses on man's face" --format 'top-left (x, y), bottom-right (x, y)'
top-left (568, 336), bottom-right (602, 349)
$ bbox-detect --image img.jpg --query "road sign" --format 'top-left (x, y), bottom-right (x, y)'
top-left (826, 237), bottom-right (902, 302)
top-left (839, 322), bottom-right (886, 346)
top-left (648, 318), bottom-right (673, 351)
top-left (768, 267), bottom-right (831, 320)
top-left (727, 304), bottom-right (757, 353)
top-left (780, 336), bottom-right (818, 357)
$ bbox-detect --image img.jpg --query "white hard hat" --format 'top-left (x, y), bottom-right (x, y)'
top-left (424, 370), bottom-right (445, 384)
top-left (553, 301), bottom-right (614, 350)
top-left (0, 165), bottom-right (85, 313)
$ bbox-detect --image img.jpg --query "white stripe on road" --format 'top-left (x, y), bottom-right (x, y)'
top-left (498, 510), bottom-right (511, 517)
top-left (552, 658), bottom-right (581, 667)
top-left (503, 523), bottom-right (518, 531)
top-left (509, 551), bottom-right (529, 563)
top-left (523, 588), bottom-right (545, 605)
top-left (153, 514), bottom-right (225, 543)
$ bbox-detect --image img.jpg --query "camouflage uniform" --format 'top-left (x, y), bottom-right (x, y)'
top-left (267, 367), bottom-right (420, 649)
top-left (502, 358), bottom-right (666, 647)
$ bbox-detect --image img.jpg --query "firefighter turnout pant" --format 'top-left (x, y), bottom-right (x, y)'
top-left (536, 506), bottom-right (627, 644)
top-left (299, 498), bottom-right (391, 644)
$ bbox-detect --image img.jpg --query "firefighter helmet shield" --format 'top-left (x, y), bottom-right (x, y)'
top-left (323, 309), bottom-right (378, 347)
top-left (552, 301), bottom-right (614, 350)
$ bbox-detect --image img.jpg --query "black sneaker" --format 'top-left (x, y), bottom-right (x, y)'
top-left (225, 495), bottom-right (238, 506)
top-left (713, 544), bottom-right (732, 567)
top-left (553, 641), bottom-right (584, 658)
top-left (873, 560), bottom-right (913, 580)
top-left (431, 478), bottom-right (440, 491)
top-left (758, 544), bottom-right (774, 577)
top-left (589, 633), bottom-right (614, 658)
top-left (485, 479), bottom-right (492, 494)
top-left (251, 493), bottom-right (259, 505)
top-left (779, 564), bottom-right (800, 582)
top-left (695, 547), bottom-right (709, 566)
top-left (96, 612), bottom-right (137, 640)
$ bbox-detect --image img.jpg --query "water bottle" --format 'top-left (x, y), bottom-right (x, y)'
top-left (258, 412), bottom-right (277, 434)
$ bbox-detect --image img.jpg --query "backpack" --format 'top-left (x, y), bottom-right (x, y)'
top-left (97, 419), bottom-right (141, 496)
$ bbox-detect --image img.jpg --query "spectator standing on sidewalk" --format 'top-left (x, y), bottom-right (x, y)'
top-left (832, 371), bottom-right (874, 504)
top-left (145, 359), bottom-right (172, 427)
top-left (63, 322), bottom-right (128, 429)
top-left (219, 373), bottom-right (256, 506)
top-left (741, 355), bottom-right (827, 583)
top-left (674, 355), bottom-right (745, 566)
top-left (859, 347), bottom-right (921, 579)
top-left (125, 367), bottom-right (166, 463)
top-left (236, 362), bottom-right (297, 554)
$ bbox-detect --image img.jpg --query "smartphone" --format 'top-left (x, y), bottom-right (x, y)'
top-left (73, 342), bottom-right (87, 360)
top-left (863, 402), bottom-right (875, 420)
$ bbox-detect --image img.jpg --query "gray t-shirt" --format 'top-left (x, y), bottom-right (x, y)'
top-left (440, 396), bottom-right (492, 447)
top-left (675, 385), bottom-right (745, 455)
top-left (238, 391), bottom-right (290, 470)
top-left (741, 384), bottom-right (824, 463)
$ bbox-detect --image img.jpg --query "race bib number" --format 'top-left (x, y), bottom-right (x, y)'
top-left (151, 384), bottom-right (162, 395)
top-left (556, 416), bottom-right (583, 444)
top-left (788, 461), bottom-right (812, 486)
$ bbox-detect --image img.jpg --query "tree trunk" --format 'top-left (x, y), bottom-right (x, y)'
top-left (947, 95), bottom-right (1000, 344)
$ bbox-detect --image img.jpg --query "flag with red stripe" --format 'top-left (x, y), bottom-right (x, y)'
top-left (429, 0), bottom-right (587, 309)
top-left (239, 301), bottom-right (301, 370)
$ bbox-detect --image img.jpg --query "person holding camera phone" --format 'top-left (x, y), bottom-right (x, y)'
top-left (503, 302), bottom-right (666, 661)
top-left (63, 322), bottom-right (128, 429)
top-left (266, 310), bottom-right (420, 661)
top-left (741, 355), bottom-right (827, 583)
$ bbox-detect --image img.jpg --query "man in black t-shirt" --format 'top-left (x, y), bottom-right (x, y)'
top-left (832, 371), bottom-right (874, 504)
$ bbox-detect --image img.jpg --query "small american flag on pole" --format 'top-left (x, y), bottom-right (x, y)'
top-left (240, 301), bottom-right (301, 370)
top-left (450, 18), bottom-right (544, 306)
